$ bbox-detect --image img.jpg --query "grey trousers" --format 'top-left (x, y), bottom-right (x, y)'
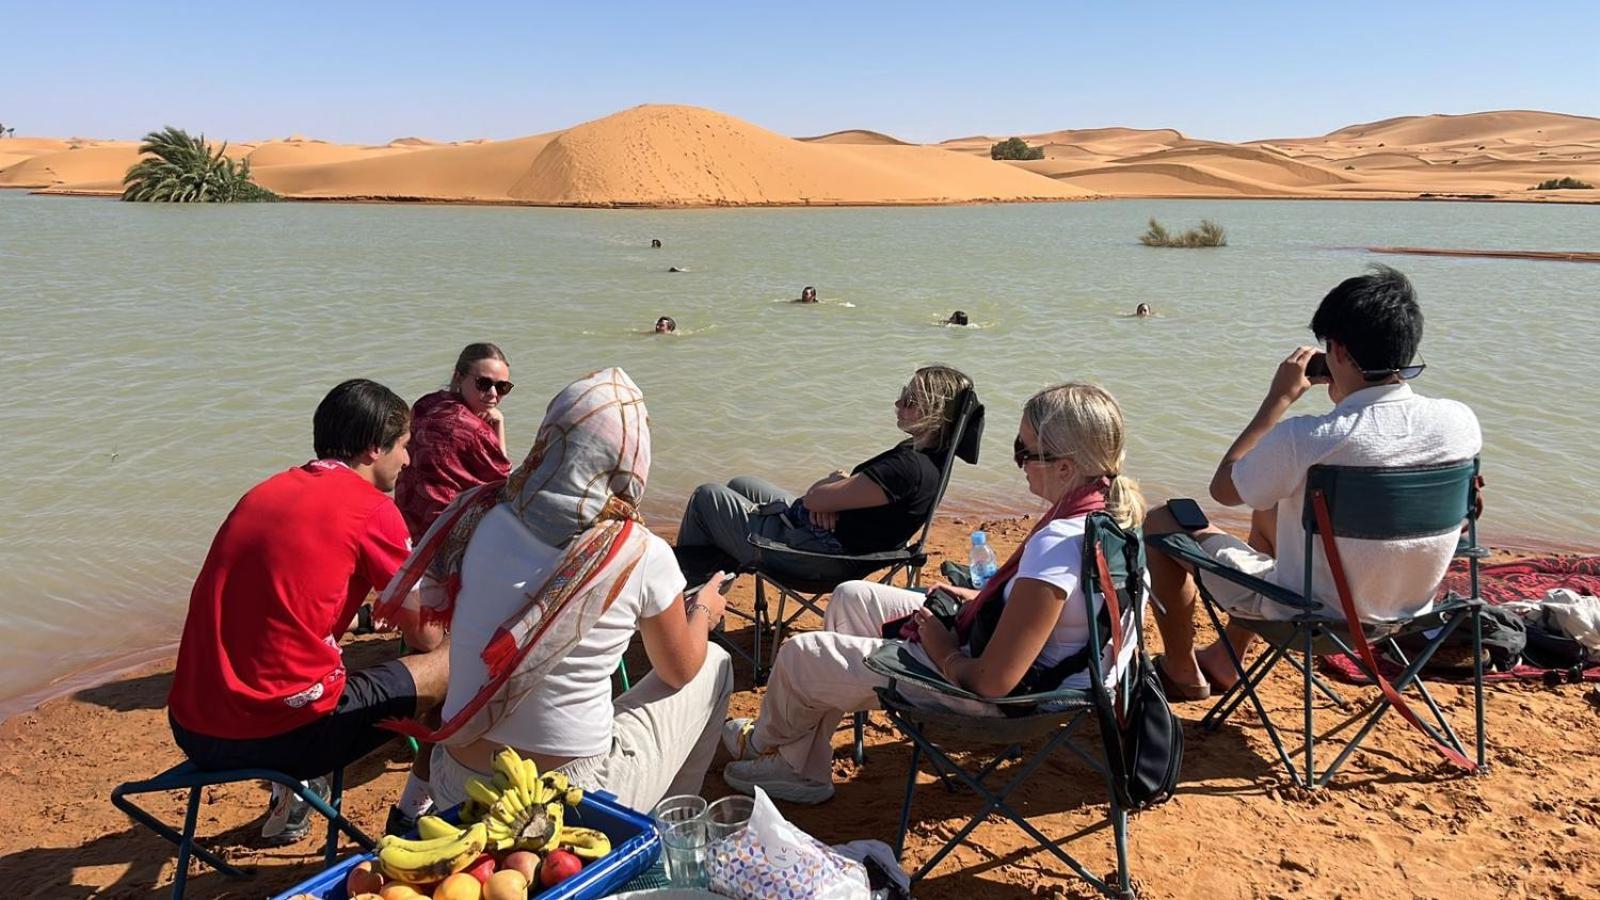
top-left (677, 475), bottom-right (841, 567)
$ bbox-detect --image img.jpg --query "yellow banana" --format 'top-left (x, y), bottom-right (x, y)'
top-left (415, 815), bottom-right (463, 841)
top-left (465, 777), bottom-right (502, 809)
top-left (557, 826), bottom-right (612, 861)
top-left (565, 785), bottom-right (584, 807)
top-left (520, 758), bottom-right (540, 806)
top-left (375, 828), bottom-right (462, 854)
top-left (538, 772), bottom-right (569, 805)
top-left (377, 821), bottom-right (487, 885)
top-left (492, 747), bottom-right (524, 789)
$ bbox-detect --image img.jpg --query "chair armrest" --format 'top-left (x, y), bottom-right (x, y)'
top-left (747, 534), bottom-right (917, 566)
top-left (1145, 532), bottom-right (1321, 611)
top-left (863, 643), bottom-right (1092, 708)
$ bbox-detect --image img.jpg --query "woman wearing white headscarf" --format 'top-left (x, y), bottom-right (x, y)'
top-left (375, 368), bottom-right (734, 813)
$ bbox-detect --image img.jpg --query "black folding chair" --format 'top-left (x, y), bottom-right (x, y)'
top-left (864, 512), bottom-right (1149, 899)
top-left (745, 389), bottom-right (985, 686)
top-left (1147, 459), bottom-right (1487, 789)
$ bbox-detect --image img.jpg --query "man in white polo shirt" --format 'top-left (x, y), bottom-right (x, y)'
top-left (1146, 265), bottom-right (1481, 700)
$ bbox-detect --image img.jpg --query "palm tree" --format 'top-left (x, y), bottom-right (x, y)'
top-left (121, 126), bottom-right (278, 202)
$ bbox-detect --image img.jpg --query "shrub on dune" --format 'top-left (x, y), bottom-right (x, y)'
top-left (990, 137), bottom-right (1045, 161)
top-left (122, 126), bottom-right (278, 202)
top-left (1140, 217), bottom-right (1227, 247)
top-left (1530, 177), bottom-right (1593, 190)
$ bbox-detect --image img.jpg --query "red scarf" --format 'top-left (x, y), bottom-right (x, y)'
top-left (947, 476), bottom-right (1110, 642)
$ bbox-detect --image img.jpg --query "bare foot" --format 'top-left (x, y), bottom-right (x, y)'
top-left (1196, 642), bottom-right (1241, 692)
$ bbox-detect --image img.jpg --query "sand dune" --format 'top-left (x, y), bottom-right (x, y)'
top-left (799, 129), bottom-right (913, 145)
top-left (2, 107), bottom-right (1597, 205)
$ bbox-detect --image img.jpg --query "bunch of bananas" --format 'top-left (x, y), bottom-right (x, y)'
top-left (470, 747), bottom-right (590, 852)
top-left (374, 821), bottom-right (487, 885)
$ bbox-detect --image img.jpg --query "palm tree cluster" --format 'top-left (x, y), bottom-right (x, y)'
top-left (121, 126), bottom-right (278, 202)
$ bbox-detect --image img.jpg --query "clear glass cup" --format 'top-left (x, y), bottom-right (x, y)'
top-left (651, 794), bottom-right (709, 887)
top-left (704, 795), bottom-right (754, 843)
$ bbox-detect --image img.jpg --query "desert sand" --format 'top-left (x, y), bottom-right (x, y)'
top-left (3, 107), bottom-right (1598, 206)
top-left (1, 515), bottom-right (1597, 899)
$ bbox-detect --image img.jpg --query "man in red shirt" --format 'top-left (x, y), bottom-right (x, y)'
top-left (167, 379), bottom-right (448, 844)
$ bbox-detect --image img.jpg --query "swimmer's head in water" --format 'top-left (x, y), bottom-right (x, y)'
top-left (1135, 303), bottom-right (1152, 317)
top-left (651, 239), bottom-right (662, 248)
top-left (799, 286), bottom-right (817, 303)
top-left (947, 310), bottom-right (969, 326)
top-left (654, 316), bottom-right (677, 333)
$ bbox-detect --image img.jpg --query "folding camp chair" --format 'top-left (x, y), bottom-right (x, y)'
top-left (864, 512), bottom-right (1149, 900)
top-left (746, 389), bottom-right (985, 686)
top-left (111, 762), bottom-right (375, 899)
top-left (1147, 458), bottom-right (1487, 789)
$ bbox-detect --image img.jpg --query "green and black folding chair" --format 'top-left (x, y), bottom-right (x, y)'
top-left (1147, 458), bottom-right (1487, 789)
top-left (746, 389), bottom-right (984, 686)
top-left (864, 512), bottom-right (1151, 900)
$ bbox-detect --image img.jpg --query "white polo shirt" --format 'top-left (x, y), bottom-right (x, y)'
top-left (1231, 383), bottom-right (1482, 621)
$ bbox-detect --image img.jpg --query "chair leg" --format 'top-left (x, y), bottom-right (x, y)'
top-left (1473, 605), bottom-right (1487, 768)
top-left (111, 780), bottom-right (248, 884)
top-left (1111, 801), bottom-right (1133, 900)
top-left (321, 769), bottom-right (343, 866)
top-left (1303, 628), bottom-right (1316, 787)
top-left (171, 786), bottom-right (202, 900)
top-left (852, 711), bottom-right (866, 765)
top-left (894, 739), bottom-right (920, 860)
top-left (753, 577), bottom-right (769, 685)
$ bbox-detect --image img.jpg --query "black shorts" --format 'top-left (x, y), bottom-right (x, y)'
top-left (171, 658), bottom-right (418, 781)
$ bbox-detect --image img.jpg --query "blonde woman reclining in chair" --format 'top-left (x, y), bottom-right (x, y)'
top-left (719, 383), bottom-right (1148, 803)
top-left (675, 365), bottom-right (972, 569)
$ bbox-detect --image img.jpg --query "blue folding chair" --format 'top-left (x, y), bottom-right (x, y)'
top-left (1147, 459), bottom-right (1487, 788)
top-left (111, 762), bottom-right (375, 899)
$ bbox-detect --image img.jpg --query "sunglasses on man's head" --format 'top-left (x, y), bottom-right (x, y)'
top-left (474, 376), bottom-right (514, 395)
top-left (1362, 362), bottom-right (1426, 382)
top-left (1013, 435), bottom-right (1067, 468)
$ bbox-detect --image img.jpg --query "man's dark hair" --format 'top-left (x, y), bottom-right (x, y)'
top-left (313, 379), bottom-right (410, 461)
top-left (1310, 265), bottom-right (1423, 377)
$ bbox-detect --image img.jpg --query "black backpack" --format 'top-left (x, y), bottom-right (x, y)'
top-left (1108, 650), bottom-right (1184, 809)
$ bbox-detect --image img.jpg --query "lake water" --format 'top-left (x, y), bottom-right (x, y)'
top-left (2, 190), bottom-right (1596, 714)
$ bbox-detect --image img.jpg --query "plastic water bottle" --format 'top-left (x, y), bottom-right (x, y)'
top-left (969, 531), bottom-right (999, 589)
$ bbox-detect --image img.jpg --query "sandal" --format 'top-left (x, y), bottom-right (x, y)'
top-left (1153, 654), bottom-right (1211, 702)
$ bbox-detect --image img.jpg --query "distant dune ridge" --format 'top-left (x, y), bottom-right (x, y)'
top-left (2, 105), bottom-right (1597, 205)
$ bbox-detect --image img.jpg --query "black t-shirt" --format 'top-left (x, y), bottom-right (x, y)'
top-left (832, 440), bottom-right (946, 554)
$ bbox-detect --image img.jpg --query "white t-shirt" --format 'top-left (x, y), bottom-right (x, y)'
top-left (1232, 383), bottom-right (1482, 622)
top-left (1005, 515), bottom-right (1149, 689)
top-left (440, 505), bottom-right (685, 758)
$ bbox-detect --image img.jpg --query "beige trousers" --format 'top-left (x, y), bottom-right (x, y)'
top-left (431, 643), bottom-right (734, 814)
top-left (753, 580), bottom-right (994, 783)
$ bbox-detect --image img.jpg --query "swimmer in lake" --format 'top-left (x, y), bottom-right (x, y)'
top-left (1135, 303), bottom-right (1153, 318)
top-left (669, 266), bottom-right (685, 273)
top-left (651, 239), bottom-right (662, 248)
top-left (945, 310), bottom-right (969, 327)
top-left (654, 316), bottom-right (677, 334)
top-left (796, 286), bottom-right (818, 304)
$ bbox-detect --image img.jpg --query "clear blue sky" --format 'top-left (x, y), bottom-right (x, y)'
top-left (5, 1), bottom-right (1595, 144)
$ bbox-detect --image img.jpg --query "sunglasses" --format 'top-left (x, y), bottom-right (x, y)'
top-left (1014, 435), bottom-right (1068, 468)
top-left (1361, 362), bottom-right (1426, 382)
top-left (473, 376), bottom-right (514, 395)
top-left (895, 387), bottom-right (919, 409)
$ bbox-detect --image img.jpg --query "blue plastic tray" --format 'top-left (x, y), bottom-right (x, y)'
top-left (272, 790), bottom-right (660, 900)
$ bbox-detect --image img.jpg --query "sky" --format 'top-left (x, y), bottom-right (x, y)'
top-left (4, 1), bottom-right (1596, 145)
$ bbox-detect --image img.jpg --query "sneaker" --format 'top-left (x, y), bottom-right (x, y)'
top-left (386, 800), bottom-right (434, 837)
top-left (721, 717), bottom-right (760, 761)
top-left (723, 753), bottom-right (833, 805)
top-left (259, 776), bottom-right (330, 847)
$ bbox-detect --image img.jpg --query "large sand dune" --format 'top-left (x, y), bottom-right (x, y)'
top-left (2, 107), bottom-right (1597, 205)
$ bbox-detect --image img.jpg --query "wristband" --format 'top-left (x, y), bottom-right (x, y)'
top-left (686, 601), bottom-right (708, 620)
top-left (940, 648), bottom-right (964, 678)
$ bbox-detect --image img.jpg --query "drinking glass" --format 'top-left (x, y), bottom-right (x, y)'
top-left (652, 794), bottom-right (710, 888)
top-left (704, 795), bottom-right (754, 842)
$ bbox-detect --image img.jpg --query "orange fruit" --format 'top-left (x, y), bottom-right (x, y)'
top-left (378, 884), bottom-right (426, 900)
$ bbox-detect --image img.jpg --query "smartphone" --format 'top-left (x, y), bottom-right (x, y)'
top-left (1305, 351), bottom-right (1330, 380)
top-left (716, 571), bottom-right (739, 595)
top-left (1167, 498), bottom-right (1210, 531)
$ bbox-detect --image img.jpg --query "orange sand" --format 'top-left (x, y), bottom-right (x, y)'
top-left (1, 516), bottom-right (1597, 898)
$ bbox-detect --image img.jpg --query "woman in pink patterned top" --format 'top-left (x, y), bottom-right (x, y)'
top-left (395, 343), bottom-right (513, 540)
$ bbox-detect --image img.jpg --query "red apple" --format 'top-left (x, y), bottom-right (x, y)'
top-left (501, 850), bottom-right (540, 884)
top-left (466, 853), bottom-right (498, 884)
top-left (539, 849), bottom-right (583, 888)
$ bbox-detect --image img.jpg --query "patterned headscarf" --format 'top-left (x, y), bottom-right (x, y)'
top-left (375, 367), bottom-right (651, 745)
